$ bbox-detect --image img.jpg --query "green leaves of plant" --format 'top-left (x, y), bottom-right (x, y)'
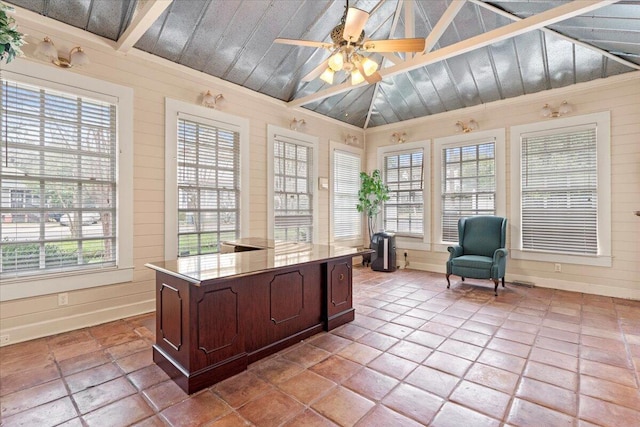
top-left (357, 169), bottom-right (390, 239)
top-left (0, 2), bottom-right (25, 64)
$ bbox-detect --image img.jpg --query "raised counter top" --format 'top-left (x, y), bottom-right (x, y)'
top-left (146, 241), bottom-right (369, 285)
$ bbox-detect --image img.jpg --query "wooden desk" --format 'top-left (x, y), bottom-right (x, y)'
top-left (146, 242), bottom-right (370, 393)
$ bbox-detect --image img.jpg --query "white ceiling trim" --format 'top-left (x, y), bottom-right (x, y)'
top-left (115, 0), bottom-right (174, 52)
top-left (422, 0), bottom-right (466, 54)
top-left (404, 0), bottom-right (415, 60)
top-left (288, 0), bottom-right (620, 108)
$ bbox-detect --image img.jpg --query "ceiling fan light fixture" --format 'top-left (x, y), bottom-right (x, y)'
top-left (320, 67), bottom-right (335, 84)
top-left (351, 69), bottom-right (365, 85)
top-left (328, 52), bottom-right (343, 71)
top-left (360, 56), bottom-right (378, 76)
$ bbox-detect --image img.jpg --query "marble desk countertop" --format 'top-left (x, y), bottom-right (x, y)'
top-left (145, 241), bottom-right (372, 285)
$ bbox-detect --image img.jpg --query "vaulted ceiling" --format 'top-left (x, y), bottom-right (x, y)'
top-left (8, 0), bottom-right (640, 128)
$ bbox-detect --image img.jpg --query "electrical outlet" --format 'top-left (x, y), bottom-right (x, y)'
top-left (58, 293), bottom-right (69, 306)
top-left (554, 263), bottom-right (562, 273)
top-left (0, 335), bottom-right (9, 346)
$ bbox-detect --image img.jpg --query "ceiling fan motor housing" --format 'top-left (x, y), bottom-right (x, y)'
top-left (331, 24), bottom-right (364, 46)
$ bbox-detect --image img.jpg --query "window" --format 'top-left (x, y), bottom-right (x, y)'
top-left (378, 140), bottom-right (431, 249)
top-left (165, 99), bottom-right (249, 259)
top-left (176, 117), bottom-right (240, 256)
top-left (331, 145), bottom-right (362, 242)
top-left (267, 125), bottom-right (318, 243)
top-left (0, 61), bottom-right (133, 301)
top-left (384, 150), bottom-right (424, 236)
top-left (510, 112), bottom-right (611, 266)
top-left (434, 129), bottom-right (506, 247)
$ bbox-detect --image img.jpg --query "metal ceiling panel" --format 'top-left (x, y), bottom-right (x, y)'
top-left (489, 1), bottom-right (640, 65)
top-left (7, 0), bottom-right (135, 41)
top-left (8, 0), bottom-right (639, 128)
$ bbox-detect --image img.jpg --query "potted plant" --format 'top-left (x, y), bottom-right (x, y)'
top-left (356, 169), bottom-right (389, 241)
top-left (0, 2), bottom-right (25, 65)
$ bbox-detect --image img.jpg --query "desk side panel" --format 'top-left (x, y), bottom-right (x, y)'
top-left (155, 273), bottom-right (190, 369)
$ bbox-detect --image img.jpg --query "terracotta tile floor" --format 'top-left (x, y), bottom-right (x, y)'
top-left (2, 267), bottom-right (640, 426)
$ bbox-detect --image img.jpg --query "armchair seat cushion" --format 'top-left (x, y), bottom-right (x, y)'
top-left (449, 255), bottom-right (493, 270)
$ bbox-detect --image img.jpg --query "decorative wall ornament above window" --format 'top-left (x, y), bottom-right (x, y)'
top-left (202, 91), bottom-right (224, 109)
top-left (455, 119), bottom-right (479, 133)
top-left (35, 37), bottom-right (89, 68)
top-left (289, 117), bottom-right (306, 131)
top-left (344, 134), bottom-right (359, 145)
top-left (391, 132), bottom-right (406, 144)
top-left (541, 101), bottom-right (573, 118)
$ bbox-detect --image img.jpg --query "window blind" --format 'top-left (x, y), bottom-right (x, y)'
top-left (333, 149), bottom-right (361, 240)
top-left (442, 142), bottom-right (496, 242)
top-left (384, 149), bottom-right (424, 237)
top-left (0, 79), bottom-right (117, 278)
top-left (521, 128), bottom-right (597, 254)
top-left (273, 137), bottom-right (313, 243)
top-left (177, 116), bottom-right (240, 256)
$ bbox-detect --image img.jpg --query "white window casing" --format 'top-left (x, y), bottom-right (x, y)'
top-left (0, 61), bottom-right (133, 301)
top-left (165, 98), bottom-right (250, 260)
top-left (510, 112), bottom-right (611, 267)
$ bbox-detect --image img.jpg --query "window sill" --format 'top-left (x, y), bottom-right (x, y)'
top-left (0, 266), bottom-right (135, 301)
top-left (511, 249), bottom-right (612, 268)
top-left (394, 237), bottom-right (431, 252)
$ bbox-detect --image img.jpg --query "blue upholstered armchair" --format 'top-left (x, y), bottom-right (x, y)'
top-left (446, 216), bottom-right (508, 296)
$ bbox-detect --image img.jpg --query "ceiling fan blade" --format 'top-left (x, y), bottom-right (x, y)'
top-left (302, 59), bottom-right (329, 82)
top-left (274, 38), bottom-right (332, 50)
top-left (343, 7), bottom-right (369, 42)
top-left (362, 38), bottom-right (426, 53)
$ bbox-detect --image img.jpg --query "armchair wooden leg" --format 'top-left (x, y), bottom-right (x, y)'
top-left (502, 277), bottom-right (505, 287)
top-left (461, 277), bottom-right (465, 282)
top-left (493, 279), bottom-right (499, 296)
top-left (446, 274), bottom-right (451, 289)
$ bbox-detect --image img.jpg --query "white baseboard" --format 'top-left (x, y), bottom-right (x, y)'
top-left (0, 299), bottom-right (155, 347)
top-left (401, 264), bottom-right (639, 300)
top-left (506, 273), bottom-right (640, 300)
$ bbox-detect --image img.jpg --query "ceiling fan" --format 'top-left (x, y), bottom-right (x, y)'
top-left (275, 1), bottom-right (425, 86)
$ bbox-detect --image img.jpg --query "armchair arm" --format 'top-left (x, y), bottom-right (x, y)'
top-left (447, 245), bottom-right (463, 260)
top-left (492, 248), bottom-right (508, 263)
